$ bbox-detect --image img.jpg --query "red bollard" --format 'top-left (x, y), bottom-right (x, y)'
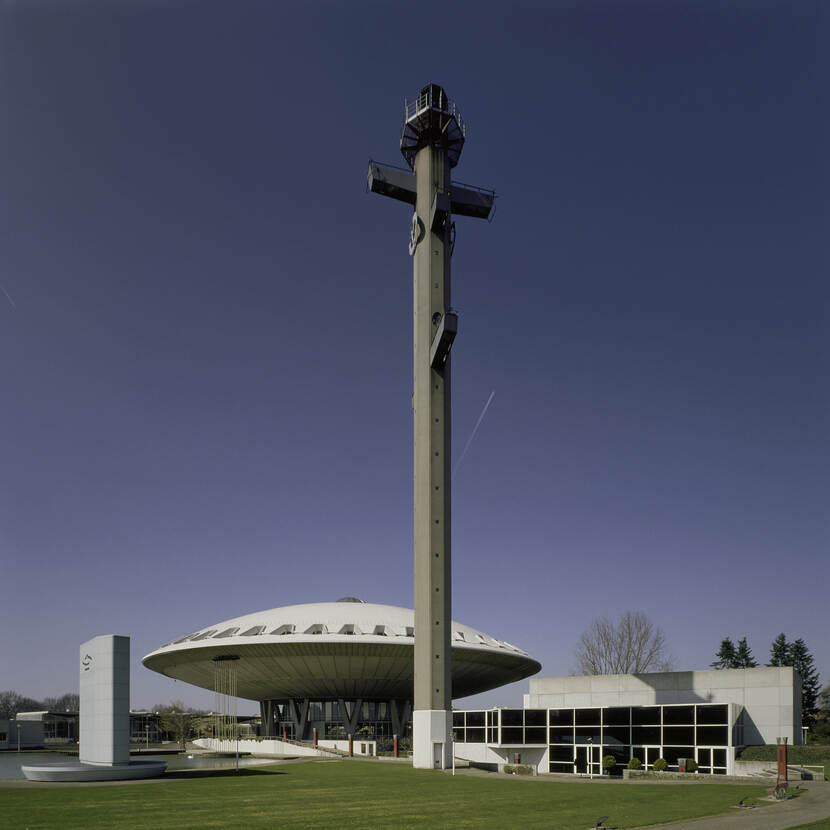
top-left (282, 726), bottom-right (287, 743)
top-left (313, 727), bottom-right (318, 747)
top-left (777, 737), bottom-right (788, 785)
top-left (348, 734), bottom-right (353, 757)
top-left (393, 734), bottom-right (399, 758)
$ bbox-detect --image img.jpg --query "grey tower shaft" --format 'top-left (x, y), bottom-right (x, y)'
top-left (412, 143), bottom-right (452, 718)
top-left (367, 84), bottom-right (494, 769)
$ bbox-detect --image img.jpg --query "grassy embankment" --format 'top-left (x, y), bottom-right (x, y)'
top-left (3, 758), bottom-right (775, 830)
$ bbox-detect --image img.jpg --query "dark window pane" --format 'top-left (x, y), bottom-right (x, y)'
top-left (697, 748), bottom-right (711, 765)
top-left (502, 727), bottom-right (523, 744)
top-left (487, 728), bottom-right (497, 743)
top-left (663, 746), bottom-right (694, 765)
top-left (574, 729), bottom-right (602, 743)
top-left (549, 745), bottom-right (574, 762)
top-left (525, 709), bottom-right (546, 726)
top-left (663, 706), bottom-right (695, 725)
top-left (713, 767), bottom-right (726, 774)
top-left (487, 711), bottom-right (497, 726)
top-left (549, 762), bottom-right (574, 772)
top-left (453, 712), bottom-right (464, 727)
top-left (632, 706), bottom-right (661, 725)
top-left (502, 709), bottom-right (523, 726)
top-left (452, 728), bottom-right (463, 741)
top-left (575, 709), bottom-right (601, 725)
top-left (664, 726), bottom-right (695, 745)
top-left (602, 725), bottom-right (630, 745)
top-left (713, 749), bottom-right (727, 767)
top-left (697, 705), bottom-right (728, 725)
top-left (632, 725), bottom-right (661, 744)
top-left (466, 711), bottom-right (485, 727)
top-left (603, 707), bottom-right (631, 726)
top-left (606, 744), bottom-right (629, 763)
top-left (466, 728), bottom-right (485, 743)
top-left (549, 729), bottom-right (574, 744)
top-left (525, 727), bottom-right (546, 744)
top-left (549, 709), bottom-right (574, 726)
top-left (697, 726), bottom-right (728, 746)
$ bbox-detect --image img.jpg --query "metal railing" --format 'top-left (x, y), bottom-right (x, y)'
top-left (404, 89), bottom-right (466, 139)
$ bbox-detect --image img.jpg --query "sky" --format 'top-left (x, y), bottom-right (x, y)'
top-left (1, 0), bottom-right (827, 715)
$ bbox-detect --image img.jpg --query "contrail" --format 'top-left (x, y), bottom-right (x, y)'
top-left (452, 389), bottom-right (495, 479)
top-left (0, 284), bottom-right (15, 310)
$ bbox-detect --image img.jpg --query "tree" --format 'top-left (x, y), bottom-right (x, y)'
top-left (768, 633), bottom-right (790, 666)
top-left (789, 638), bottom-right (820, 721)
top-left (41, 693), bottom-right (80, 712)
top-left (711, 638), bottom-right (737, 669)
top-left (153, 700), bottom-right (207, 749)
top-left (573, 611), bottom-right (674, 675)
top-left (812, 683), bottom-right (830, 743)
top-left (734, 637), bottom-right (757, 668)
top-left (767, 634), bottom-right (821, 727)
top-left (0, 691), bottom-right (44, 719)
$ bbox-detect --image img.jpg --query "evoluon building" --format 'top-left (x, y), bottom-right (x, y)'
top-left (142, 598), bottom-right (541, 742)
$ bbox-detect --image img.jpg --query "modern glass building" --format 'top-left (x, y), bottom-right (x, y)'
top-left (454, 702), bottom-right (734, 775)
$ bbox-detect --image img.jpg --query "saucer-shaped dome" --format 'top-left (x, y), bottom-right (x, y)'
top-left (142, 601), bottom-right (540, 701)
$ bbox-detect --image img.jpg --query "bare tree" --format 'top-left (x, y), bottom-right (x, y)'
top-left (574, 611), bottom-right (675, 675)
top-left (0, 691), bottom-right (44, 719)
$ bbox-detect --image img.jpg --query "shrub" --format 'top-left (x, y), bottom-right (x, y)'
top-left (602, 754), bottom-right (617, 771)
top-left (503, 764), bottom-right (533, 776)
top-left (627, 757), bottom-right (642, 770)
top-left (685, 758), bottom-right (698, 772)
top-left (653, 757), bottom-right (668, 772)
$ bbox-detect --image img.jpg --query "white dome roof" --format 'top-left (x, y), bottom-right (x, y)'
top-left (142, 601), bottom-right (539, 701)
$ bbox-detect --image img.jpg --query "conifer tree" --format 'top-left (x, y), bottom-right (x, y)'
top-left (711, 638), bottom-right (737, 669)
top-left (768, 633), bottom-right (790, 666)
top-left (789, 638), bottom-right (821, 719)
top-left (734, 637), bottom-right (757, 668)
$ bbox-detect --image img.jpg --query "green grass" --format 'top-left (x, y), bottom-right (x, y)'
top-left (1, 759), bottom-right (775, 830)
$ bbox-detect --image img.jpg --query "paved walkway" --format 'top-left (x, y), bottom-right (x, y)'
top-left (632, 780), bottom-right (830, 829)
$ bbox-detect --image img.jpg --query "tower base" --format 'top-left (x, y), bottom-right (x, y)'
top-left (412, 709), bottom-right (452, 769)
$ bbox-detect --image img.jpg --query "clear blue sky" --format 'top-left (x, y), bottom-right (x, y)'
top-left (1, 0), bottom-right (827, 714)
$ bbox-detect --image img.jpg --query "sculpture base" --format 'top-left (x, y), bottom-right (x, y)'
top-left (22, 760), bottom-right (166, 782)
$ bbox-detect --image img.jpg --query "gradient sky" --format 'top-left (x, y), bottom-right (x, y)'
top-left (2, 0), bottom-right (827, 714)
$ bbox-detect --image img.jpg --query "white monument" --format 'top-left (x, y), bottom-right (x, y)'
top-left (79, 634), bottom-right (130, 765)
top-left (22, 634), bottom-right (165, 781)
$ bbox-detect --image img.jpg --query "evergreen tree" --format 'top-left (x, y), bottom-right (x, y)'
top-left (711, 638), bottom-right (737, 669)
top-left (734, 637), bottom-right (758, 668)
top-left (768, 633), bottom-right (790, 666)
top-left (789, 638), bottom-right (821, 719)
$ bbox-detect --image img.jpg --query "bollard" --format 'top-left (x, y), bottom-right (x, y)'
top-left (348, 734), bottom-right (353, 757)
top-left (313, 727), bottom-right (318, 747)
top-left (393, 734), bottom-right (399, 758)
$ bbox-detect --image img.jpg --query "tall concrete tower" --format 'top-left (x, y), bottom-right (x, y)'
top-left (369, 84), bottom-right (494, 769)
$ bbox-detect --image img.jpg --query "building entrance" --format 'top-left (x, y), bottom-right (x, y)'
top-left (574, 744), bottom-right (601, 775)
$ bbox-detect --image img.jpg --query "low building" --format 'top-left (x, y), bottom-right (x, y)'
top-left (453, 667), bottom-right (801, 777)
top-left (0, 718), bottom-right (45, 749)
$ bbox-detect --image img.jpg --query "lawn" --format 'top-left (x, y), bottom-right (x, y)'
top-left (1, 759), bottom-right (775, 830)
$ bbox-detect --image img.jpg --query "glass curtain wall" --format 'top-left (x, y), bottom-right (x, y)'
top-left (455, 704), bottom-right (730, 775)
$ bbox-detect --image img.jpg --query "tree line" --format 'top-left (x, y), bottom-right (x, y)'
top-left (0, 691), bottom-right (79, 720)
